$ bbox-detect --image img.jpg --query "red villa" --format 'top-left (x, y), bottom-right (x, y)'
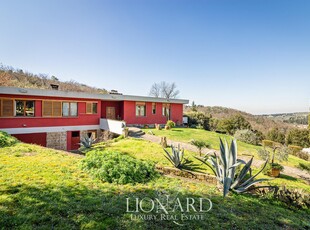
top-left (0, 86), bottom-right (189, 150)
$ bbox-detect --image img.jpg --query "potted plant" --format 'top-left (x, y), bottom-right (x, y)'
top-left (258, 141), bottom-right (288, 177)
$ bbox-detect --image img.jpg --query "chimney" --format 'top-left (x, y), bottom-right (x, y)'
top-left (50, 84), bottom-right (59, 90)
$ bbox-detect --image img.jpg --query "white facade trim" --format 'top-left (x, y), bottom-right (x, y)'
top-left (1, 125), bottom-right (100, 135)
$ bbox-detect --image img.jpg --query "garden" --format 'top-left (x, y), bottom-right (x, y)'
top-left (0, 130), bottom-right (309, 229)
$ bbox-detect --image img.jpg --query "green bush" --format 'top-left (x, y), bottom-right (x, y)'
top-left (0, 131), bottom-right (18, 148)
top-left (266, 128), bottom-right (286, 144)
top-left (286, 128), bottom-right (310, 148)
top-left (81, 150), bottom-right (157, 184)
top-left (166, 120), bottom-right (175, 129)
top-left (217, 114), bottom-right (252, 135)
top-left (185, 112), bottom-right (210, 130)
top-left (262, 140), bottom-right (280, 148)
top-left (288, 145), bottom-right (309, 160)
top-left (234, 129), bottom-right (260, 145)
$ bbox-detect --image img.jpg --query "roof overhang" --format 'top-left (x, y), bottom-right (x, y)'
top-left (0, 87), bottom-right (189, 104)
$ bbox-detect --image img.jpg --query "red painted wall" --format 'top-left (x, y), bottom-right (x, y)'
top-left (12, 133), bottom-right (47, 146)
top-left (101, 101), bottom-right (123, 120)
top-left (0, 95), bottom-right (101, 129)
top-left (123, 101), bottom-right (183, 125)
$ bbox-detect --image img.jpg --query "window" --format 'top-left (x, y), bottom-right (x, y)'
top-left (87, 130), bottom-right (97, 139)
top-left (162, 103), bottom-right (170, 117)
top-left (42, 101), bottom-right (62, 117)
top-left (136, 102), bottom-right (146, 116)
top-left (62, 102), bottom-right (78, 117)
top-left (152, 103), bottom-right (156, 114)
top-left (0, 99), bottom-right (14, 117)
top-left (15, 100), bottom-right (34, 117)
top-left (72, 131), bottom-right (80, 137)
top-left (86, 102), bottom-right (98, 114)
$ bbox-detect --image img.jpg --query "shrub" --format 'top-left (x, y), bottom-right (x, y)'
top-left (234, 129), bottom-right (260, 145)
top-left (190, 139), bottom-right (211, 156)
top-left (286, 128), bottom-right (310, 148)
top-left (266, 128), bottom-right (286, 144)
top-left (185, 112), bottom-right (210, 130)
top-left (81, 150), bottom-right (157, 184)
top-left (288, 145), bottom-right (309, 160)
top-left (0, 131), bottom-right (18, 148)
top-left (262, 140), bottom-right (276, 148)
top-left (166, 120), bottom-right (175, 129)
top-left (217, 114), bottom-right (252, 135)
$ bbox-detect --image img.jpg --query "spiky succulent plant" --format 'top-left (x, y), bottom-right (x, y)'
top-left (163, 144), bottom-right (186, 169)
top-left (80, 135), bottom-right (96, 149)
top-left (196, 138), bottom-right (269, 197)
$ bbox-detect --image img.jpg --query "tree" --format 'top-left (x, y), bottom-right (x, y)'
top-left (191, 101), bottom-right (197, 112)
top-left (218, 114), bottom-right (251, 135)
top-left (266, 128), bottom-right (286, 144)
top-left (149, 81), bottom-right (180, 99)
top-left (286, 128), bottom-right (310, 148)
top-left (190, 139), bottom-right (210, 156)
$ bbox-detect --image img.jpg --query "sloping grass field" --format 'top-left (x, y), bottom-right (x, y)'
top-left (142, 128), bottom-right (309, 168)
top-left (0, 133), bottom-right (309, 229)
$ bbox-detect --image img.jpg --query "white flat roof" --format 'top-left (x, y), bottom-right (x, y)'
top-left (0, 86), bottom-right (189, 104)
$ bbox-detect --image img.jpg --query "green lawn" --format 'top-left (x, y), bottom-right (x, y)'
top-left (142, 128), bottom-right (309, 168)
top-left (0, 141), bottom-right (309, 229)
top-left (94, 138), bottom-right (212, 173)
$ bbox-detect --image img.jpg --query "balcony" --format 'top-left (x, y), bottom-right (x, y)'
top-left (99, 119), bottom-right (126, 135)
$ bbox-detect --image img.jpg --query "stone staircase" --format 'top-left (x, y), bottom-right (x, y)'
top-left (128, 127), bottom-right (145, 137)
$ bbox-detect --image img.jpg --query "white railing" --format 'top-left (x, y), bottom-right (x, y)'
top-left (100, 119), bottom-right (126, 135)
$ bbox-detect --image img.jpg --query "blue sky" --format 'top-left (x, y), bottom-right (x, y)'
top-left (1, 0), bottom-right (309, 114)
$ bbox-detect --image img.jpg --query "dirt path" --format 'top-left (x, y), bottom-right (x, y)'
top-left (136, 132), bottom-right (310, 183)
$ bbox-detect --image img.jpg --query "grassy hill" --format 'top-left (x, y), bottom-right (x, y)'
top-left (0, 132), bottom-right (309, 229)
top-left (0, 64), bottom-right (108, 94)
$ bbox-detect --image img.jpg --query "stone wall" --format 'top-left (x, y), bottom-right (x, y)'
top-left (46, 132), bottom-right (67, 150)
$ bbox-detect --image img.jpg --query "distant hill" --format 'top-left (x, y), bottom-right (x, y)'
top-left (184, 105), bottom-right (304, 134)
top-left (0, 64), bottom-right (108, 94)
top-left (261, 112), bottom-right (309, 126)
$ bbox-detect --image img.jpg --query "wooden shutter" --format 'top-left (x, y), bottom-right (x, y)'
top-left (53, 101), bottom-right (62, 117)
top-left (42, 101), bottom-right (53, 116)
top-left (2, 99), bottom-right (14, 117)
top-left (86, 102), bottom-right (92, 114)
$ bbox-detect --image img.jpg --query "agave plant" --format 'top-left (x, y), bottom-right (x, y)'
top-left (80, 135), bottom-right (96, 148)
top-left (163, 144), bottom-right (186, 169)
top-left (196, 138), bottom-right (269, 197)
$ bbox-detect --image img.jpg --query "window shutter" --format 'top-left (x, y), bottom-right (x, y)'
top-left (53, 101), bottom-right (62, 117)
top-left (86, 102), bottom-right (92, 114)
top-left (2, 99), bottom-right (13, 117)
top-left (42, 101), bottom-right (53, 116)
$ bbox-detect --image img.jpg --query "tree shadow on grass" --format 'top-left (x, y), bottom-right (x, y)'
top-left (279, 173), bottom-right (298, 181)
top-left (0, 183), bottom-right (309, 229)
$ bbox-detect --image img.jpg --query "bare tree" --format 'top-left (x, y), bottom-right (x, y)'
top-left (149, 81), bottom-right (180, 99)
top-left (149, 82), bottom-right (161, 97)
